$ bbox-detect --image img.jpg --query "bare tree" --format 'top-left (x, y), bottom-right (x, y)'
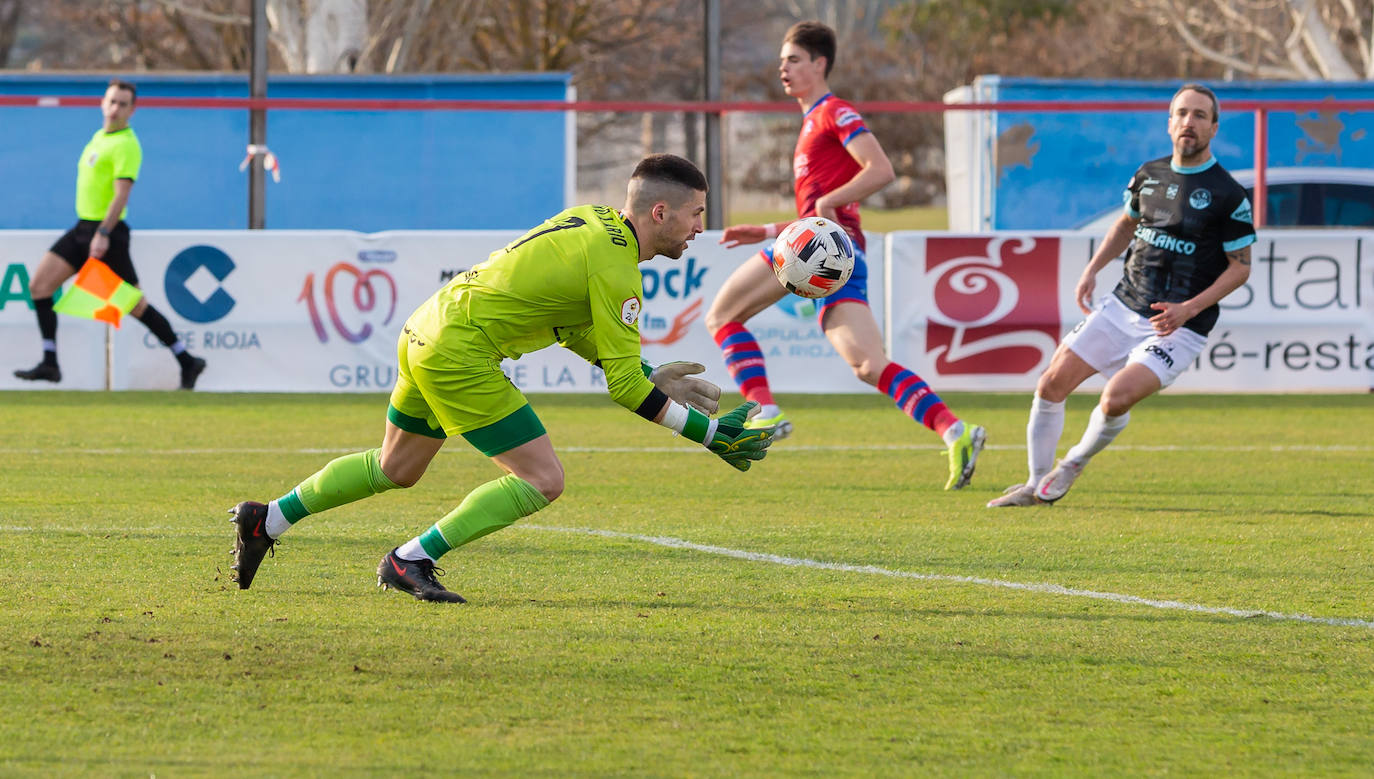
top-left (1124, 0), bottom-right (1374, 80)
top-left (151, 0), bottom-right (367, 72)
top-left (0, 0), bottom-right (20, 67)
top-left (267, 0), bottom-right (367, 73)
top-left (763, 0), bottom-right (902, 38)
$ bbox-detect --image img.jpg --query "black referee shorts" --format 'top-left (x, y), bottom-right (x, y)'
top-left (49, 220), bottom-right (138, 286)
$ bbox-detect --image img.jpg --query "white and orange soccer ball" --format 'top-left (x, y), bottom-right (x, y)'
top-left (770, 217), bottom-right (855, 299)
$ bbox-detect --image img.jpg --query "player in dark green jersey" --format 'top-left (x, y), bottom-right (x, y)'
top-left (14, 78), bottom-right (207, 389)
top-left (227, 154), bottom-right (773, 603)
top-left (989, 84), bottom-right (1255, 508)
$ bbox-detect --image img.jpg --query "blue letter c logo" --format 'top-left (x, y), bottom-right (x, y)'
top-left (165, 245), bottom-right (236, 323)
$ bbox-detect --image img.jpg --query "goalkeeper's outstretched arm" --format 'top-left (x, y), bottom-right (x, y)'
top-left (600, 354), bottom-right (773, 471)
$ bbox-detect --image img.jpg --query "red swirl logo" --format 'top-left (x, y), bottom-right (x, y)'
top-left (298, 262), bottom-right (398, 344)
top-left (925, 236), bottom-right (1061, 375)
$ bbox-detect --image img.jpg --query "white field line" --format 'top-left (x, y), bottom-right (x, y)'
top-left (523, 524), bottom-right (1374, 631)
top-left (0, 520), bottom-right (1368, 629)
top-left (1, 443), bottom-right (1372, 456)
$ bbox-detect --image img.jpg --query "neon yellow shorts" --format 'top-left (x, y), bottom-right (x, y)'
top-left (387, 322), bottom-right (546, 457)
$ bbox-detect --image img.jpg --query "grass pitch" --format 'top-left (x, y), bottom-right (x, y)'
top-left (2, 390), bottom-right (1372, 775)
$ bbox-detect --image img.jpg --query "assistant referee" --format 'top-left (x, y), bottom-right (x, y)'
top-left (15, 78), bottom-right (206, 389)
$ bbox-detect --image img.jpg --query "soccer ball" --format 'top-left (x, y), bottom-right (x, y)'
top-left (770, 217), bottom-right (855, 299)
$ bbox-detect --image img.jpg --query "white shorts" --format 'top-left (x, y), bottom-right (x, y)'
top-left (1061, 295), bottom-right (1207, 387)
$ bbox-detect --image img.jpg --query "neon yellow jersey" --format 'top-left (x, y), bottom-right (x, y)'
top-left (75, 127), bottom-right (141, 221)
top-left (408, 204), bottom-right (655, 410)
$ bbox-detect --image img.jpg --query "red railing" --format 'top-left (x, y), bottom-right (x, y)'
top-left (9, 94), bottom-right (1374, 227)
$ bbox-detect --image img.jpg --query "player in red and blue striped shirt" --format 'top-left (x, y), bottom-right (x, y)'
top-left (705, 21), bottom-right (985, 490)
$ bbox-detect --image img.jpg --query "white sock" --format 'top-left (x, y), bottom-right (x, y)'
top-left (1027, 394), bottom-right (1065, 486)
top-left (1064, 406), bottom-right (1129, 465)
top-left (941, 420), bottom-right (965, 446)
top-left (265, 500), bottom-right (291, 539)
top-left (757, 403), bottom-right (781, 419)
top-left (395, 537), bottom-right (434, 562)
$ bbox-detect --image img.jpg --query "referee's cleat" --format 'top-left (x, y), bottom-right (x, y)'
top-left (180, 356), bottom-right (207, 390)
top-left (14, 362), bottom-right (61, 383)
top-left (745, 411), bottom-right (793, 441)
top-left (377, 549), bottom-right (466, 603)
top-left (228, 501), bottom-right (276, 589)
top-left (1035, 459), bottom-right (1085, 504)
top-left (986, 483), bottom-right (1042, 508)
top-left (944, 423), bottom-right (987, 490)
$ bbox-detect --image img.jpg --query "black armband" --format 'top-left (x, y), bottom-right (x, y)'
top-left (633, 386), bottom-right (670, 422)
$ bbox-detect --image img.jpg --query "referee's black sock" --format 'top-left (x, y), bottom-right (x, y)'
top-left (34, 296), bottom-right (58, 365)
top-left (134, 304), bottom-right (195, 368)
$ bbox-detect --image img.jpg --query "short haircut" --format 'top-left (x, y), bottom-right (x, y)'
top-left (628, 153), bottom-right (707, 212)
top-left (108, 78), bottom-right (138, 104)
top-left (784, 21), bottom-right (837, 77)
top-left (1172, 83), bottom-right (1218, 123)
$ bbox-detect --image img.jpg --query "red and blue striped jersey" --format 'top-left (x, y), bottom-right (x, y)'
top-left (792, 93), bottom-right (870, 251)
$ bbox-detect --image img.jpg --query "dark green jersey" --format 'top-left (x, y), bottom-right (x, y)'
top-left (1113, 156), bottom-right (1256, 335)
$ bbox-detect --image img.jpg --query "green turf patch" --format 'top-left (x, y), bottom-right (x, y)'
top-left (1, 391), bottom-right (1371, 774)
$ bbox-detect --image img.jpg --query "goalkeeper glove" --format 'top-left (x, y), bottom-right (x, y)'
top-left (649, 361), bottom-right (722, 415)
top-left (705, 400), bottom-right (773, 472)
top-left (660, 399), bottom-right (773, 471)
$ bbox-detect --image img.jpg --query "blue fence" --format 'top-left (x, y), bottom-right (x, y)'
top-left (965, 77), bottom-right (1374, 229)
top-left (0, 72), bottom-right (571, 231)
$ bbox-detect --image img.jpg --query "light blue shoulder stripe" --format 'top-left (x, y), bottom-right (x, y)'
top-left (1223, 234), bottom-right (1257, 252)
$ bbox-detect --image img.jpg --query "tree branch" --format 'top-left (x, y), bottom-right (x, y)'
top-left (1288, 0), bottom-right (1359, 78)
top-left (1162, 0), bottom-right (1305, 78)
top-left (1205, 0), bottom-right (1281, 48)
top-left (151, 0), bottom-right (248, 26)
top-left (0, 0), bottom-right (22, 68)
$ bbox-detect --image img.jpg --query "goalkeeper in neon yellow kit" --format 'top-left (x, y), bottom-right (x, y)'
top-left (227, 154), bottom-right (773, 603)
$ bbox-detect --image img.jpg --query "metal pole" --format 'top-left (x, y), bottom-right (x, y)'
top-left (249, 0), bottom-right (267, 229)
top-left (1252, 108), bottom-right (1267, 228)
top-left (703, 0), bottom-right (723, 229)
top-left (105, 324), bottom-right (113, 391)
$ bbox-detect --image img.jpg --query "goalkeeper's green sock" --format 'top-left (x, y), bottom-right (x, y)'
top-left (396, 474), bottom-right (550, 562)
top-left (264, 448), bottom-right (400, 537)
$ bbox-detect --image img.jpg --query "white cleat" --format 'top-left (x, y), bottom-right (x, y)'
top-left (1035, 460), bottom-right (1085, 503)
top-left (985, 483), bottom-right (1042, 508)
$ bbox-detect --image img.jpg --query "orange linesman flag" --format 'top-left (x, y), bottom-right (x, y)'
top-left (52, 257), bottom-right (143, 328)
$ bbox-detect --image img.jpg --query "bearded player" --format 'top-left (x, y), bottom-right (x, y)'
top-left (988, 84), bottom-right (1255, 507)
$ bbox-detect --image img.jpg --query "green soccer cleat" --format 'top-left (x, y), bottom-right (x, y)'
top-left (745, 411), bottom-right (793, 441)
top-left (944, 424), bottom-right (986, 490)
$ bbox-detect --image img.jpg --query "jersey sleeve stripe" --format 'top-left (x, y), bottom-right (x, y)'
top-left (840, 127), bottom-right (870, 145)
top-left (1223, 234), bottom-right (1257, 252)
